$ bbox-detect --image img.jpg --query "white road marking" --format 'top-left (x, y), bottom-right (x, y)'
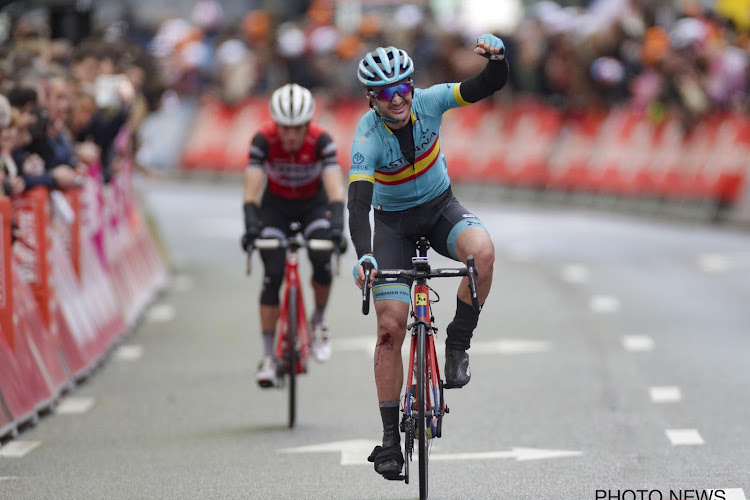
top-left (699, 252), bottom-right (750, 273)
top-left (171, 274), bottom-right (194, 292)
top-left (281, 439), bottom-right (378, 465)
top-left (470, 339), bottom-right (551, 355)
top-left (622, 335), bottom-right (654, 352)
top-left (590, 295), bottom-right (620, 313)
top-left (334, 337), bottom-right (550, 357)
top-left (0, 477), bottom-right (19, 481)
top-left (561, 264), bottom-right (590, 283)
top-left (666, 429), bottom-right (704, 445)
top-left (56, 396), bottom-right (96, 414)
top-left (145, 304), bottom-right (176, 323)
top-left (430, 448), bottom-right (582, 462)
top-left (0, 441), bottom-right (41, 457)
top-left (722, 489), bottom-right (747, 500)
top-left (280, 440), bottom-right (581, 465)
top-left (699, 253), bottom-right (731, 272)
top-left (114, 345), bottom-right (143, 361)
top-left (649, 386), bottom-right (682, 404)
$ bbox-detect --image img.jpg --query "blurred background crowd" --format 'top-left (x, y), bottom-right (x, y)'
top-left (0, 0), bottom-right (748, 194)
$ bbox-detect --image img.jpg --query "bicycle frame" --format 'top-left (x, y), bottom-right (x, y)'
top-left (403, 277), bottom-right (444, 437)
top-left (275, 247), bottom-right (308, 375)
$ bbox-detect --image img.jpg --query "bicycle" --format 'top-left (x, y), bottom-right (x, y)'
top-left (361, 237), bottom-right (479, 500)
top-left (246, 221), bottom-right (337, 428)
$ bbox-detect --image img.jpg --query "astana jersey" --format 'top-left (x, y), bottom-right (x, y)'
top-left (348, 83), bottom-right (470, 211)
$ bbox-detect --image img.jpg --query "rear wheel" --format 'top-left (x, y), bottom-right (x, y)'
top-left (287, 285), bottom-right (297, 428)
top-left (416, 324), bottom-right (429, 500)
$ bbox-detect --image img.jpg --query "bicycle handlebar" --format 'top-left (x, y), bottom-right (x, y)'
top-left (245, 237), bottom-right (339, 276)
top-left (252, 238), bottom-right (335, 251)
top-left (376, 268), bottom-right (468, 279)
top-left (360, 255), bottom-right (480, 315)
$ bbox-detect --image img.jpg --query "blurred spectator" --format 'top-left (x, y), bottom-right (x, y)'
top-left (6, 83), bottom-right (82, 190)
top-left (0, 95), bottom-right (26, 197)
top-left (2, 0), bottom-right (748, 140)
top-left (80, 0), bottom-right (746, 130)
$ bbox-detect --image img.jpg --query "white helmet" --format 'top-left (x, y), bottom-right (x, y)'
top-left (357, 46), bottom-right (414, 87)
top-left (269, 83), bottom-right (315, 126)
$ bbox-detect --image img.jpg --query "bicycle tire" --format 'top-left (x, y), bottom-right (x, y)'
top-left (416, 324), bottom-right (429, 500)
top-left (287, 285), bottom-right (297, 429)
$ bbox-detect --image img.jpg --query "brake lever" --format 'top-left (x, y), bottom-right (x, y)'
top-left (362, 262), bottom-right (373, 315)
top-left (245, 246), bottom-right (254, 276)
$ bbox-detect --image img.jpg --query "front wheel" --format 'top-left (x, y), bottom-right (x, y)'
top-left (416, 324), bottom-right (429, 500)
top-left (286, 285), bottom-right (297, 428)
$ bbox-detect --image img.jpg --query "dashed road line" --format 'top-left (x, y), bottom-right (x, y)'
top-left (666, 428), bottom-right (704, 446)
top-left (145, 304), bottom-right (176, 323)
top-left (333, 337), bottom-right (551, 357)
top-left (56, 396), bottom-right (96, 414)
top-left (589, 295), bottom-right (620, 313)
top-left (622, 335), bottom-right (654, 352)
top-left (114, 344), bottom-right (143, 361)
top-left (698, 252), bottom-right (750, 273)
top-left (649, 386), bottom-right (682, 404)
top-left (0, 441), bottom-right (41, 457)
top-left (561, 264), bottom-right (590, 283)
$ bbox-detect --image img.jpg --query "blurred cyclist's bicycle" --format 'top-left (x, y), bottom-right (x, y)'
top-left (361, 237), bottom-right (479, 500)
top-left (246, 222), bottom-right (337, 428)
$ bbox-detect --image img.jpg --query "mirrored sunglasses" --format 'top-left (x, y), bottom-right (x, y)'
top-left (368, 81), bottom-right (413, 101)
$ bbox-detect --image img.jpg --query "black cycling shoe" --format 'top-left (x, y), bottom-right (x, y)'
top-left (367, 445), bottom-right (404, 481)
top-left (444, 348), bottom-right (471, 389)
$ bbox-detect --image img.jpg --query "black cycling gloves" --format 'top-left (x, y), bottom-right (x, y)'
top-left (328, 201), bottom-right (348, 254)
top-left (242, 202), bottom-right (262, 251)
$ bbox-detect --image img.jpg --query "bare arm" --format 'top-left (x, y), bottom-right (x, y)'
top-left (321, 168), bottom-right (345, 203)
top-left (243, 166), bottom-right (265, 205)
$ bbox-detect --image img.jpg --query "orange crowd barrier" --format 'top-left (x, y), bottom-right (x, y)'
top-left (0, 152), bottom-right (167, 439)
top-left (179, 97), bottom-right (749, 209)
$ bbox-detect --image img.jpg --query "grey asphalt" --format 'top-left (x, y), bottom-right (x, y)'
top-left (1, 176), bottom-right (749, 500)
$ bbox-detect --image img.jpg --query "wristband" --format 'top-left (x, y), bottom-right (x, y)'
top-left (353, 254), bottom-right (378, 279)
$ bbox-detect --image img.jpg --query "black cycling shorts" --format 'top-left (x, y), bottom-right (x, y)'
top-left (259, 189), bottom-right (330, 239)
top-left (371, 187), bottom-right (486, 304)
top-left (257, 189), bottom-right (333, 305)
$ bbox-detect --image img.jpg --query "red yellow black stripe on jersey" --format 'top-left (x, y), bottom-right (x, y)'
top-left (374, 139), bottom-right (441, 186)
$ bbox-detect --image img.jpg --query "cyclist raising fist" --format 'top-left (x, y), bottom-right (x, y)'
top-left (242, 83), bottom-right (347, 387)
top-left (348, 35), bottom-right (508, 479)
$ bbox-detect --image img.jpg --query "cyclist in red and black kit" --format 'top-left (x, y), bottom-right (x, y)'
top-left (242, 83), bottom-right (347, 387)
